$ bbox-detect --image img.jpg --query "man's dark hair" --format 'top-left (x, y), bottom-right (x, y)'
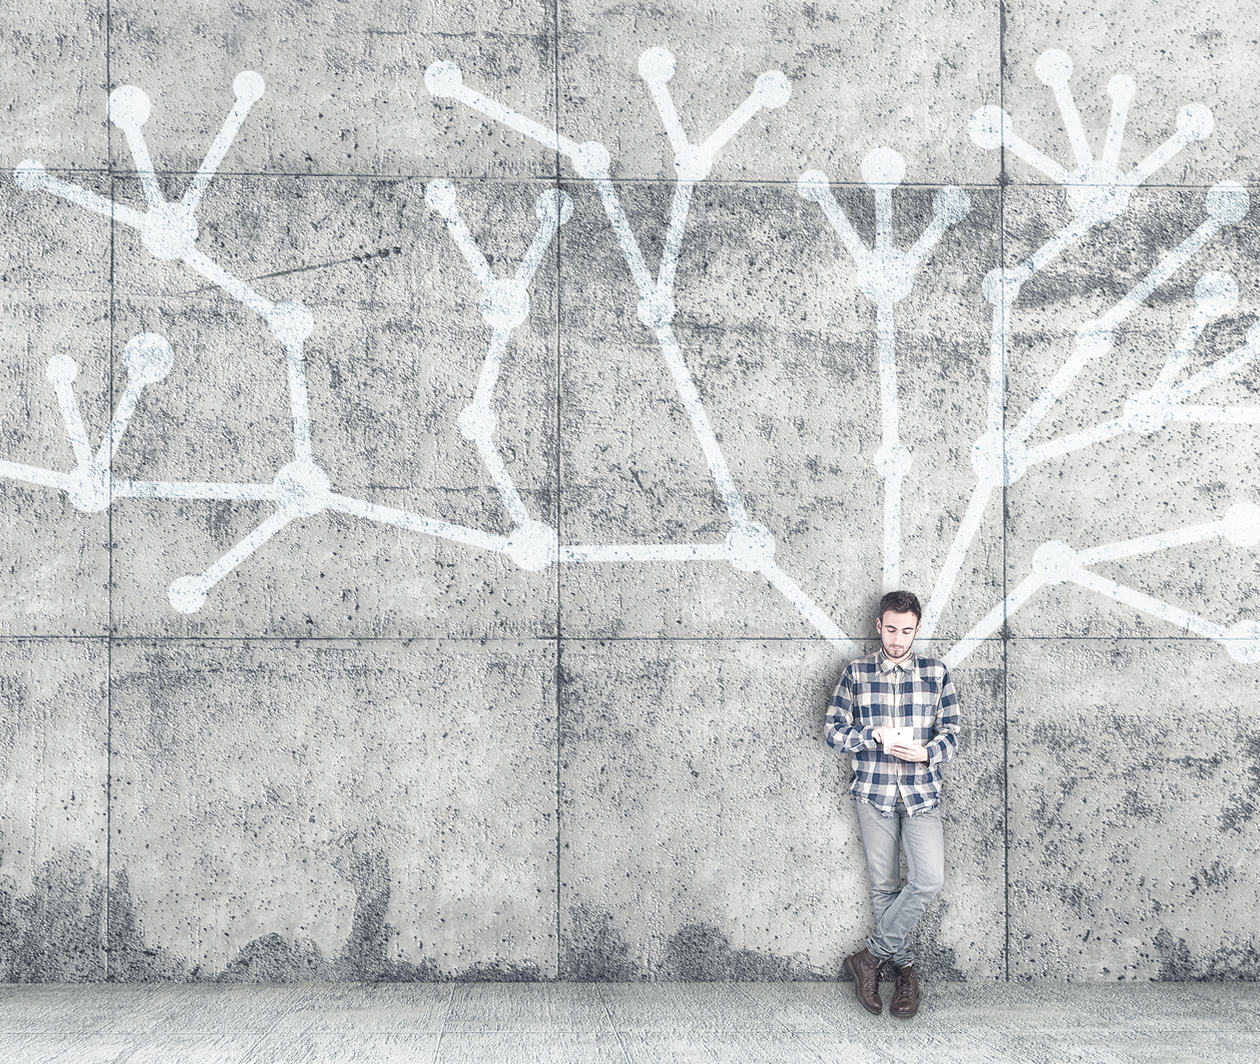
top-left (879, 590), bottom-right (921, 625)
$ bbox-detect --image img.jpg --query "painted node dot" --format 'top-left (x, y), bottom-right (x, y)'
top-left (424, 179), bottom-right (457, 215)
top-left (637, 47), bottom-right (676, 83)
top-left (1204, 182), bottom-right (1249, 225)
top-left (1224, 619), bottom-right (1260, 665)
top-left (14, 159), bottom-right (46, 190)
top-left (637, 292), bottom-right (675, 330)
top-left (1107, 74), bottom-right (1136, 102)
top-left (123, 332), bottom-right (174, 385)
top-left (479, 279), bottom-right (529, 331)
top-left (1065, 161), bottom-right (1130, 225)
top-left (457, 403), bottom-right (496, 441)
top-left (572, 141), bottom-right (611, 179)
top-left (1074, 320), bottom-right (1113, 361)
top-left (1034, 48), bottom-right (1073, 86)
top-left (68, 464), bottom-right (110, 513)
top-left (424, 61), bottom-right (462, 98)
top-left (1222, 502), bottom-right (1260, 548)
top-left (674, 147), bottom-right (710, 183)
top-left (1195, 271), bottom-right (1238, 316)
top-left (108, 85), bottom-right (150, 126)
top-left (169, 575), bottom-right (208, 614)
top-left (862, 251), bottom-right (914, 305)
top-left (725, 520), bottom-right (775, 573)
top-left (141, 202), bottom-right (199, 261)
top-left (725, 521), bottom-right (776, 573)
top-left (970, 429), bottom-right (1027, 486)
top-left (506, 520), bottom-right (557, 572)
top-left (860, 147), bottom-right (904, 187)
top-left (268, 301), bottom-right (315, 347)
top-left (46, 353), bottom-right (78, 384)
top-left (1177, 102), bottom-right (1214, 141)
top-left (274, 459), bottom-right (330, 516)
top-left (1123, 390), bottom-right (1166, 435)
top-left (536, 188), bottom-right (573, 225)
top-left (933, 186), bottom-right (971, 225)
top-left (873, 441), bottom-right (913, 480)
top-left (754, 70), bottom-right (791, 109)
top-left (233, 70), bottom-right (265, 103)
top-left (1032, 540), bottom-right (1079, 582)
top-left (968, 106), bottom-right (1009, 151)
top-left (797, 169), bottom-right (829, 201)
top-left (980, 268), bottom-right (1020, 307)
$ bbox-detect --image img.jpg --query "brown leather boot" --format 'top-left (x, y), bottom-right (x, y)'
top-left (889, 961), bottom-right (920, 1018)
top-left (843, 946), bottom-right (886, 1014)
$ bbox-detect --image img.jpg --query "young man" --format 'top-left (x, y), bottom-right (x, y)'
top-left (824, 590), bottom-right (961, 1019)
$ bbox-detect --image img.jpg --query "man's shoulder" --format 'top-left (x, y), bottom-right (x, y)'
top-left (914, 654), bottom-right (951, 676)
top-left (844, 651), bottom-right (880, 674)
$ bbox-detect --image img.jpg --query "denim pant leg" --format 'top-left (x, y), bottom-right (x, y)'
top-left (854, 796), bottom-right (945, 968)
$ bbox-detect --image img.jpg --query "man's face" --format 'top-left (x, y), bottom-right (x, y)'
top-left (876, 609), bottom-right (920, 659)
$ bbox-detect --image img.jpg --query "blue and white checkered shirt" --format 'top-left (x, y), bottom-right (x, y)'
top-left (825, 647), bottom-right (961, 816)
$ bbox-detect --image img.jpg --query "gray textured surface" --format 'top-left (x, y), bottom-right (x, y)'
top-left (2, 0), bottom-right (1259, 982)
top-left (0, 980), bottom-right (1258, 1063)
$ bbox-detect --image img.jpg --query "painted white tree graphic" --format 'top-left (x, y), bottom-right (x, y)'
top-left (5, 47), bottom-right (1258, 665)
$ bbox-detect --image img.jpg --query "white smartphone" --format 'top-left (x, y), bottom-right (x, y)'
top-left (881, 725), bottom-right (915, 755)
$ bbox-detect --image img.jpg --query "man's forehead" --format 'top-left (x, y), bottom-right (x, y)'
top-left (881, 611), bottom-right (918, 626)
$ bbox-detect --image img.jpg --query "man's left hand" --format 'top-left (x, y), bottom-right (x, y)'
top-left (890, 741), bottom-right (928, 763)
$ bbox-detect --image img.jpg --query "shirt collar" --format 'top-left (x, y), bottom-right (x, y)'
top-left (877, 647), bottom-right (916, 676)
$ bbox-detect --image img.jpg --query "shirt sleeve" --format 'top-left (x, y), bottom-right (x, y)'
top-left (924, 664), bottom-right (961, 768)
top-left (825, 665), bottom-right (877, 753)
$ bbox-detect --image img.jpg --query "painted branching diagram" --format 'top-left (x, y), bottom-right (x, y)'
top-left (799, 48), bottom-right (1260, 665)
top-left (4, 47), bottom-right (1258, 664)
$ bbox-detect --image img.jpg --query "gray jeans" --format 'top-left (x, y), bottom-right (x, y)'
top-left (853, 794), bottom-right (945, 968)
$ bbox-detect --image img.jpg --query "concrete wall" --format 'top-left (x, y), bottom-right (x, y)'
top-left (1, 0), bottom-right (1257, 981)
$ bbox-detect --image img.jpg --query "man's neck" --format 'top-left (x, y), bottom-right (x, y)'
top-left (881, 645), bottom-right (912, 664)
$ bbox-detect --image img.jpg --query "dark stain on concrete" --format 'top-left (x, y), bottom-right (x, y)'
top-left (109, 840), bottom-right (543, 982)
top-left (1219, 734), bottom-right (1260, 834)
top-left (660, 922), bottom-right (825, 982)
top-left (0, 850), bottom-right (105, 981)
top-left (1152, 928), bottom-right (1260, 980)
top-left (559, 901), bottom-right (637, 981)
top-left (108, 869), bottom-right (196, 981)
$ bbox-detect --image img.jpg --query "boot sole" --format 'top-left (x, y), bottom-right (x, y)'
top-left (843, 956), bottom-right (882, 1015)
top-left (890, 996), bottom-right (920, 1019)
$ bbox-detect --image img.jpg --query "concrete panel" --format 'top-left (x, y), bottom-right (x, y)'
top-left (1006, 638), bottom-right (1260, 979)
top-left (107, 0), bottom-right (557, 177)
top-left (557, 638), bottom-right (1003, 980)
top-left (0, 638), bottom-right (108, 981)
top-left (101, 173), bottom-right (558, 637)
top-left (107, 639), bottom-right (557, 979)
top-left (1003, 1), bottom-right (1260, 187)
top-left (559, 0), bottom-right (1000, 184)
top-left (1003, 185), bottom-right (1259, 640)
top-left (558, 178), bottom-right (1003, 642)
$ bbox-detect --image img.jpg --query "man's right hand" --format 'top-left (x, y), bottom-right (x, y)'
top-left (872, 726), bottom-right (886, 746)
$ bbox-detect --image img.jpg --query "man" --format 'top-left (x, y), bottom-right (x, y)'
top-left (824, 589), bottom-right (961, 1019)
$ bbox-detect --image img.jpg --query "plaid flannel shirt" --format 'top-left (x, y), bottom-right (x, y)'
top-left (825, 647), bottom-right (961, 816)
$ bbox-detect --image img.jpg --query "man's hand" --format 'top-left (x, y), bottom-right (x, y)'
top-left (890, 740), bottom-right (929, 763)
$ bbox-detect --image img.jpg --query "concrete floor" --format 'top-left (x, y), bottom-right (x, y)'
top-left (0, 980), bottom-right (1257, 1063)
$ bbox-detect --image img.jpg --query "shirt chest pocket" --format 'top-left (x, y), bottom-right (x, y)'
top-left (908, 680), bottom-right (939, 736)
